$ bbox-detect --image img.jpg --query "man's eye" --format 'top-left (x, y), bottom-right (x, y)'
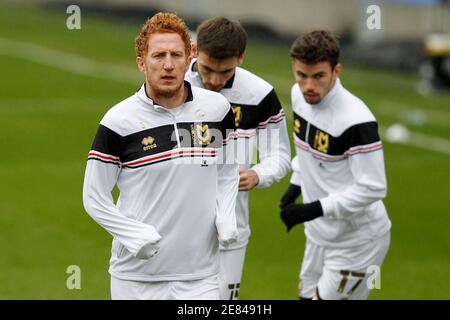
top-left (200, 67), bottom-right (211, 74)
top-left (315, 74), bottom-right (323, 79)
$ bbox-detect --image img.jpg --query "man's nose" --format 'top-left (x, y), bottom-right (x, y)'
top-left (163, 56), bottom-right (174, 70)
top-left (304, 78), bottom-right (316, 91)
top-left (210, 73), bottom-right (222, 86)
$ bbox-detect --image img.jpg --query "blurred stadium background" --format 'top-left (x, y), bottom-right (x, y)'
top-left (0, 0), bottom-right (449, 299)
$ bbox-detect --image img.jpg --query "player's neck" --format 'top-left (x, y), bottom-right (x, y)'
top-left (145, 83), bottom-right (187, 109)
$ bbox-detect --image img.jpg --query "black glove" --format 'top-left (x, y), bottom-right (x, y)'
top-left (280, 184), bottom-right (302, 209)
top-left (280, 201), bottom-right (323, 232)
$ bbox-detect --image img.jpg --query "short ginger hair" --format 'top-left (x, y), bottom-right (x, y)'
top-left (135, 12), bottom-right (191, 58)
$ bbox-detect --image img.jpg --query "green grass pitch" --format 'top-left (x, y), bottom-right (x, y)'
top-left (0, 3), bottom-right (449, 299)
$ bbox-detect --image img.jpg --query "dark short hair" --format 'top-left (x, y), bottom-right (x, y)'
top-left (196, 16), bottom-right (247, 59)
top-left (289, 30), bottom-right (340, 69)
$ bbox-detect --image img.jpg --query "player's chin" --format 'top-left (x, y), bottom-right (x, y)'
top-left (157, 83), bottom-right (183, 96)
top-left (305, 96), bottom-right (321, 104)
top-left (205, 84), bottom-right (223, 92)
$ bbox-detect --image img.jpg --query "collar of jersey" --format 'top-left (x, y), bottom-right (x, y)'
top-left (136, 81), bottom-right (193, 110)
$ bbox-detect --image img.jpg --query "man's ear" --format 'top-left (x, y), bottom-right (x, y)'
top-left (191, 42), bottom-right (198, 58)
top-left (136, 56), bottom-right (145, 73)
top-left (185, 54), bottom-right (193, 72)
top-left (333, 63), bottom-right (341, 78)
top-left (237, 51), bottom-right (245, 66)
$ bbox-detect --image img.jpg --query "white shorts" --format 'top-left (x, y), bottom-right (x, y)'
top-left (218, 247), bottom-right (246, 300)
top-left (111, 275), bottom-right (219, 300)
top-left (299, 231), bottom-right (390, 300)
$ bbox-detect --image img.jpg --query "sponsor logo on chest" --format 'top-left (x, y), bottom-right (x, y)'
top-left (142, 136), bottom-right (157, 151)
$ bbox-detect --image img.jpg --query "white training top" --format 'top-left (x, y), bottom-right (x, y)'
top-left (83, 81), bottom-right (239, 281)
top-left (186, 59), bottom-right (291, 249)
top-left (290, 79), bottom-right (391, 248)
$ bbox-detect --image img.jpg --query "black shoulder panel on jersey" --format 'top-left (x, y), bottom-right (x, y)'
top-left (294, 114), bottom-right (381, 156)
top-left (230, 89), bottom-right (284, 130)
top-left (221, 108), bottom-right (237, 138)
top-left (341, 121), bottom-right (380, 149)
top-left (90, 124), bottom-right (123, 159)
top-left (257, 89), bottom-right (284, 124)
top-left (120, 121), bottom-right (227, 163)
top-left (177, 121), bottom-right (223, 148)
top-left (121, 124), bottom-right (177, 163)
top-left (307, 121), bottom-right (380, 155)
top-left (293, 111), bottom-right (308, 141)
top-left (229, 104), bottom-right (259, 130)
top-left (306, 123), bottom-right (345, 156)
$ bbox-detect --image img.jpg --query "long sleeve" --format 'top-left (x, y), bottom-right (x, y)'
top-left (251, 90), bottom-right (291, 188)
top-left (215, 108), bottom-right (239, 246)
top-left (319, 123), bottom-right (387, 219)
top-left (253, 117), bottom-right (291, 188)
top-left (82, 125), bottom-right (161, 259)
top-left (290, 155), bottom-right (302, 187)
top-left (290, 85), bottom-right (303, 188)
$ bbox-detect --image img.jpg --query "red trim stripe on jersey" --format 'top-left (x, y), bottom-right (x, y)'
top-left (223, 133), bottom-right (236, 145)
top-left (258, 110), bottom-right (286, 129)
top-left (88, 151), bottom-right (120, 162)
top-left (223, 129), bottom-right (257, 144)
top-left (294, 136), bottom-right (383, 162)
top-left (234, 129), bottom-right (257, 138)
top-left (347, 142), bottom-right (383, 155)
top-left (88, 151), bottom-right (121, 166)
top-left (122, 148), bottom-right (218, 168)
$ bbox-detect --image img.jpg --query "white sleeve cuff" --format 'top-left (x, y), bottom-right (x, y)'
top-left (320, 196), bottom-right (336, 218)
top-left (135, 240), bottom-right (160, 260)
top-left (290, 156), bottom-right (302, 186)
top-left (134, 226), bottom-right (162, 260)
top-left (251, 166), bottom-right (269, 189)
top-left (290, 171), bottom-right (302, 187)
top-left (216, 222), bottom-right (238, 247)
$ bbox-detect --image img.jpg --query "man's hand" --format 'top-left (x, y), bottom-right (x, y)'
top-left (135, 239), bottom-right (160, 260)
top-left (280, 201), bottom-right (323, 232)
top-left (239, 167), bottom-right (259, 191)
top-left (219, 237), bottom-right (237, 248)
top-left (280, 184), bottom-right (302, 209)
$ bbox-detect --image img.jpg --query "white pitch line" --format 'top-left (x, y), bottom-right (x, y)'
top-left (1, 37), bottom-right (450, 155)
top-left (376, 99), bottom-right (450, 128)
top-left (380, 126), bottom-right (450, 155)
top-left (404, 130), bottom-right (450, 155)
top-left (0, 36), bottom-right (142, 84)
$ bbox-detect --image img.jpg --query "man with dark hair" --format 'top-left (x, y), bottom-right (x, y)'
top-left (83, 12), bottom-right (239, 300)
top-left (186, 16), bottom-right (291, 300)
top-left (280, 30), bottom-right (391, 300)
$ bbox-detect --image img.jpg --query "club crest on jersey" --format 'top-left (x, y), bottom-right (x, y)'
top-left (313, 130), bottom-right (329, 153)
top-left (191, 124), bottom-right (211, 146)
top-left (294, 119), bottom-right (301, 134)
top-left (142, 136), bottom-right (157, 151)
top-left (231, 105), bottom-right (242, 127)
